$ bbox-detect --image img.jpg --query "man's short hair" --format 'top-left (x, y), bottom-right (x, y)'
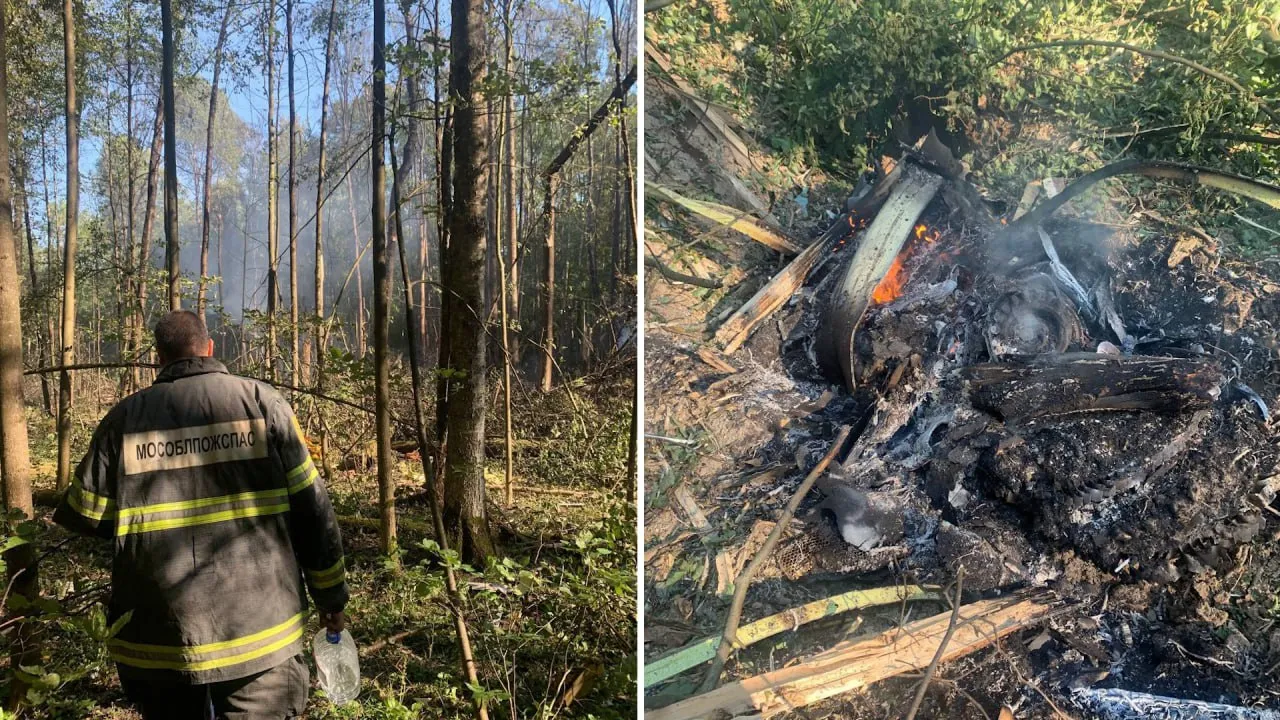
top-left (154, 311), bottom-right (210, 361)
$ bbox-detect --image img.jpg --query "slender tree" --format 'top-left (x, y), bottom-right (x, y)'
top-left (391, 134), bottom-right (489, 720)
top-left (2, 5), bottom-right (39, 705)
top-left (287, 0), bottom-right (301, 385)
top-left (17, 167), bottom-right (51, 412)
top-left (502, 0), bottom-right (519, 363)
top-left (0, 0), bottom-right (31, 519)
top-left (315, 0), bottom-right (338, 478)
top-left (198, 1), bottom-right (234, 321)
top-left (372, 0), bottom-right (397, 555)
top-left (162, 0), bottom-right (180, 310)
top-left (56, 0), bottom-right (81, 490)
top-left (444, 0), bottom-right (496, 560)
top-left (264, 0), bottom-right (280, 380)
top-left (135, 97), bottom-right (163, 388)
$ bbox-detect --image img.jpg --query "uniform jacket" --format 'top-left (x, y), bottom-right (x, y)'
top-left (54, 357), bottom-right (349, 685)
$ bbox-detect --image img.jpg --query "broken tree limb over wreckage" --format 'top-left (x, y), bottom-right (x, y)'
top-left (648, 589), bottom-right (1066, 720)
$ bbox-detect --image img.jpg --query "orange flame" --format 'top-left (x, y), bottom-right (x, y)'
top-left (871, 224), bottom-right (939, 304)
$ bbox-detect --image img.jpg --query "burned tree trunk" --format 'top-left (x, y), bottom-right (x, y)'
top-left (960, 353), bottom-right (1223, 423)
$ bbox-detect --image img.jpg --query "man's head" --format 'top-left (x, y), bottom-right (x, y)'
top-left (154, 311), bottom-right (214, 366)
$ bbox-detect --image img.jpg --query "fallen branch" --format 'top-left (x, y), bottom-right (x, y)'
top-left (644, 254), bottom-right (723, 288)
top-left (649, 183), bottom-right (800, 253)
top-left (1008, 159), bottom-right (1280, 233)
top-left (904, 567), bottom-right (964, 720)
top-left (1099, 122), bottom-right (1280, 147)
top-left (713, 236), bottom-right (827, 354)
top-left (695, 347), bottom-right (737, 375)
top-left (698, 425), bottom-right (853, 693)
top-left (645, 584), bottom-right (938, 688)
top-left (651, 588), bottom-right (1063, 720)
top-left (645, 39), bottom-right (756, 176)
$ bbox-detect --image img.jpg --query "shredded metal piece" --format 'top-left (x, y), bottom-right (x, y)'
top-left (1231, 380), bottom-right (1273, 423)
top-left (1071, 687), bottom-right (1280, 720)
top-left (1038, 226), bottom-right (1098, 322)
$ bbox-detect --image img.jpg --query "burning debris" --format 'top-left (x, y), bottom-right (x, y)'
top-left (651, 132), bottom-right (1280, 716)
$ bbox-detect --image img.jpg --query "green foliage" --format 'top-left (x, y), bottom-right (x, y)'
top-left (652, 0), bottom-right (1280, 175)
top-left (0, 515), bottom-right (123, 715)
top-left (507, 370), bottom-right (635, 490)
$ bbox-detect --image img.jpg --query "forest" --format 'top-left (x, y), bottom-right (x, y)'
top-left (0, 0), bottom-right (638, 713)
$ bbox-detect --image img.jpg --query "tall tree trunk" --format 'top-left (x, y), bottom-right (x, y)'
top-left (240, 193), bottom-right (249, 357)
top-left (345, 173), bottom-right (366, 357)
top-left (123, 1), bottom-right (136, 392)
top-left (56, 0), bottom-right (80, 490)
top-left (286, 0), bottom-right (300, 386)
top-left (264, 2), bottom-right (280, 381)
top-left (434, 109), bottom-right (453, 446)
top-left (0, 6), bottom-right (38, 700)
top-left (445, 0), bottom-right (495, 562)
top-left (162, 0), bottom-right (180, 310)
top-left (391, 138), bottom-right (489, 719)
top-left (540, 173), bottom-right (556, 393)
top-left (496, 128), bottom-right (515, 508)
top-left (315, 0), bottom-right (337, 480)
top-left (136, 97), bottom-right (163, 387)
top-left (431, 0), bottom-right (452, 448)
top-left (396, 0), bottom-right (423, 367)
top-left (17, 168), bottom-right (51, 413)
top-left (609, 0), bottom-right (636, 278)
top-left (198, 1), bottom-right (233, 321)
top-left (41, 137), bottom-right (58, 405)
top-left (502, 4), bottom-right (518, 363)
top-left (0, 0), bottom-right (31, 519)
top-left (372, 0), bottom-right (397, 556)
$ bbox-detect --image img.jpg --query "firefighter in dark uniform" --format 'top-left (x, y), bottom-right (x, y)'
top-left (54, 310), bottom-right (349, 719)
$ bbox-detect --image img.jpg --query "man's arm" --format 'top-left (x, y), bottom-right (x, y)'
top-left (53, 409), bottom-right (120, 539)
top-left (267, 391), bottom-right (350, 618)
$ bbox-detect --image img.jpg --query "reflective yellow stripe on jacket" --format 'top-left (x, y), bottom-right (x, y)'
top-left (115, 489), bottom-right (290, 536)
top-left (305, 557), bottom-right (346, 590)
top-left (286, 457), bottom-right (318, 495)
top-left (67, 485), bottom-right (115, 522)
top-left (109, 612), bottom-right (305, 671)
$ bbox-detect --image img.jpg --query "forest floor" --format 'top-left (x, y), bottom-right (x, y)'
top-left (11, 368), bottom-right (637, 720)
top-left (643, 29), bottom-right (1280, 720)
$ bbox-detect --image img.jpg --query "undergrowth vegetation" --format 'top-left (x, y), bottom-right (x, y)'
top-left (2, 362), bottom-right (636, 719)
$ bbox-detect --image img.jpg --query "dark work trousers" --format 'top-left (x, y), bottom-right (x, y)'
top-left (118, 654), bottom-right (310, 719)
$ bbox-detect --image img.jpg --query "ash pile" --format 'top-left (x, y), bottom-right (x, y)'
top-left (747, 139), bottom-right (1280, 697)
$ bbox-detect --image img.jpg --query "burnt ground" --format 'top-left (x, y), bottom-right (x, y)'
top-left (643, 78), bottom-right (1280, 718)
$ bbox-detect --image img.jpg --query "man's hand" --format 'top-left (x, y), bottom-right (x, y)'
top-left (319, 610), bottom-right (346, 634)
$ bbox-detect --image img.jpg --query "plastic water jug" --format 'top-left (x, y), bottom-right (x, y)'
top-left (312, 628), bottom-right (360, 705)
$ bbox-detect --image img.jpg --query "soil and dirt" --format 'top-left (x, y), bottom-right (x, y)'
top-left (644, 59), bottom-right (1280, 720)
